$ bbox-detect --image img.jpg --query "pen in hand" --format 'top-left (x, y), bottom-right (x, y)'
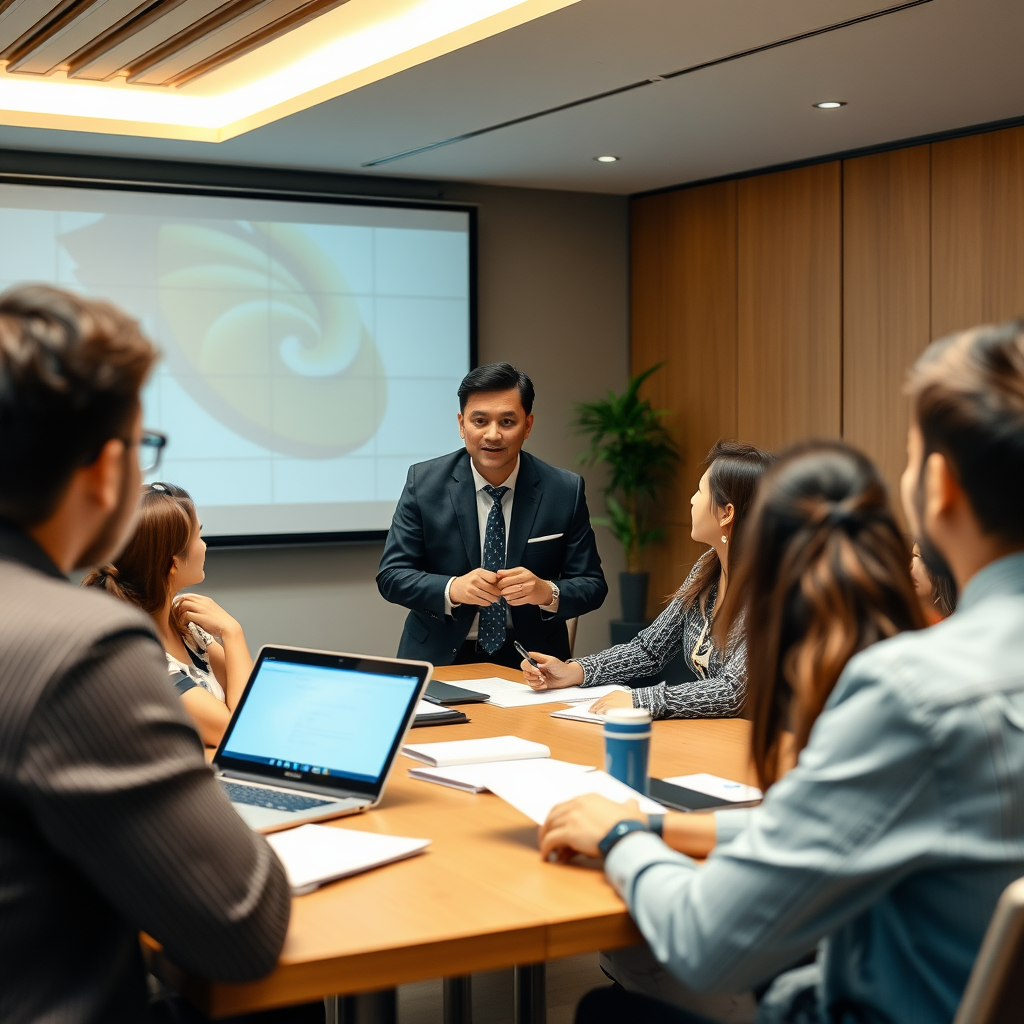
top-left (514, 640), bottom-right (540, 669)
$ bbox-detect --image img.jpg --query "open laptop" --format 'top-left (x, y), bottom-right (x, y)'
top-left (212, 645), bottom-right (431, 833)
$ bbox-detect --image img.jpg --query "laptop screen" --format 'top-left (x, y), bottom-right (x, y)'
top-left (216, 648), bottom-right (427, 795)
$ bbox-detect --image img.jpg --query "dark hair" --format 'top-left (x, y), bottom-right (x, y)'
top-left (677, 439), bottom-right (777, 623)
top-left (907, 320), bottom-right (1024, 545)
top-left (458, 362), bottom-right (535, 414)
top-left (730, 442), bottom-right (924, 791)
top-left (918, 551), bottom-right (958, 617)
top-left (0, 285), bottom-right (157, 526)
top-left (83, 483), bottom-right (196, 620)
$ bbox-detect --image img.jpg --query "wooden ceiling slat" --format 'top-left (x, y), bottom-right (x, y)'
top-left (0, 0), bottom-right (65, 52)
top-left (7, 0), bottom-right (149, 75)
top-left (67, 0), bottom-right (223, 79)
top-left (132, 0), bottom-right (345, 87)
top-left (0, 0), bottom-right (99, 64)
top-left (66, 0), bottom-right (188, 79)
top-left (123, 0), bottom-right (272, 81)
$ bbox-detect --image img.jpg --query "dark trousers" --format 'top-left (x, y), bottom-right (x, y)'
top-left (152, 996), bottom-right (325, 1024)
top-left (575, 984), bottom-right (719, 1024)
top-left (453, 633), bottom-right (523, 670)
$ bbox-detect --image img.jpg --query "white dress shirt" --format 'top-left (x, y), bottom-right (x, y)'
top-left (444, 456), bottom-right (558, 641)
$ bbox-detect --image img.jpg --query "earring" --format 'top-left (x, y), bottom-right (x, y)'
top-left (721, 535), bottom-right (728, 544)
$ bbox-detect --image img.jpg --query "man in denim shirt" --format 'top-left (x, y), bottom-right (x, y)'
top-left (541, 321), bottom-right (1024, 1024)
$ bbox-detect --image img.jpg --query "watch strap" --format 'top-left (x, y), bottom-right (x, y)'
top-left (647, 814), bottom-right (665, 838)
top-left (598, 819), bottom-right (649, 859)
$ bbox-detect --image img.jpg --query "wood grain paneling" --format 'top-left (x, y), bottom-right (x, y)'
top-left (843, 146), bottom-right (931, 516)
top-left (737, 162), bottom-right (843, 451)
top-left (631, 183), bottom-right (737, 615)
top-left (932, 127), bottom-right (1024, 336)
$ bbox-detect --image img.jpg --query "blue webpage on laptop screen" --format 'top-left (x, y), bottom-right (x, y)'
top-left (222, 661), bottom-right (419, 784)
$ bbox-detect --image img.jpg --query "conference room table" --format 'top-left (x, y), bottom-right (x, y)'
top-left (150, 664), bottom-right (754, 1022)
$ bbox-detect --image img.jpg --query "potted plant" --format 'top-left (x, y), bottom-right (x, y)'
top-left (576, 364), bottom-right (679, 623)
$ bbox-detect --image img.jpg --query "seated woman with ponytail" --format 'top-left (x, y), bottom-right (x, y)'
top-left (84, 482), bottom-right (253, 746)
top-left (539, 441), bottom-right (925, 1022)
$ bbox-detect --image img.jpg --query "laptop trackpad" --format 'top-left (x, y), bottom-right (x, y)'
top-left (232, 800), bottom-right (364, 832)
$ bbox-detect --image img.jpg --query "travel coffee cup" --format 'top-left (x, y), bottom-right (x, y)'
top-left (603, 707), bottom-right (651, 795)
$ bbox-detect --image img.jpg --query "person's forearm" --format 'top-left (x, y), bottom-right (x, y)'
top-left (661, 812), bottom-right (716, 858)
top-left (221, 627), bottom-right (253, 710)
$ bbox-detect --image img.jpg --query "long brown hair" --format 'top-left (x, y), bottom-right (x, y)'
top-left (731, 442), bottom-right (925, 791)
top-left (83, 482), bottom-right (197, 620)
top-left (677, 439), bottom-right (777, 619)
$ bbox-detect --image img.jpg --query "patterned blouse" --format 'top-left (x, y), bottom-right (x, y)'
top-left (166, 622), bottom-right (225, 703)
top-left (575, 554), bottom-right (747, 719)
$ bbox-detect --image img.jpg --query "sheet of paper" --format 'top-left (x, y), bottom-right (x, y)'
top-left (402, 735), bottom-right (550, 767)
top-left (549, 698), bottom-right (606, 724)
top-left (485, 768), bottom-right (664, 825)
top-left (456, 676), bottom-right (629, 708)
top-left (415, 699), bottom-right (454, 717)
top-left (409, 758), bottom-right (595, 794)
top-left (267, 824), bottom-right (430, 895)
top-left (662, 773), bottom-right (763, 803)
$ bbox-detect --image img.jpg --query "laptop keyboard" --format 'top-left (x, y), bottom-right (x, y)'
top-left (221, 780), bottom-right (335, 813)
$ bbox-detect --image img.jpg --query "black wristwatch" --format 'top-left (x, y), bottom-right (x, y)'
top-left (647, 814), bottom-right (665, 838)
top-left (598, 819), bottom-right (649, 859)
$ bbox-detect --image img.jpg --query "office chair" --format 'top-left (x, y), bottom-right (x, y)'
top-left (953, 876), bottom-right (1024, 1024)
top-left (566, 617), bottom-right (578, 657)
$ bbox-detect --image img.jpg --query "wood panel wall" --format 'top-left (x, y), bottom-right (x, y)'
top-left (631, 123), bottom-right (1024, 618)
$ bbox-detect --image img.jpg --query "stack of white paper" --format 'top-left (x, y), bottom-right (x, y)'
top-left (402, 735), bottom-right (549, 767)
top-left (266, 824), bottom-right (430, 895)
top-left (663, 773), bottom-right (763, 804)
top-left (414, 699), bottom-right (456, 719)
top-left (485, 768), bottom-right (665, 825)
top-left (456, 676), bottom-right (630, 709)
top-left (549, 698), bottom-right (607, 724)
top-left (409, 757), bottom-right (595, 794)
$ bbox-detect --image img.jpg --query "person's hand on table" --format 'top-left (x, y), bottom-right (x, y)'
top-left (497, 567), bottom-right (553, 606)
top-left (588, 690), bottom-right (635, 714)
top-left (521, 653), bottom-right (584, 690)
top-left (540, 794), bottom-right (645, 861)
top-left (449, 569), bottom-right (502, 607)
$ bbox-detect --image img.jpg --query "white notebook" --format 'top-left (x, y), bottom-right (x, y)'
top-left (266, 824), bottom-right (430, 895)
top-left (549, 698), bottom-right (607, 724)
top-left (409, 757), bottom-right (594, 794)
top-left (663, 773), bottom-right (763, 804)
top-left (455, 676), bottom-right (630, 709)
top-left (485, 768), bottom-right (665, 826)
top-left (401, 735), bottom-right (550, 767)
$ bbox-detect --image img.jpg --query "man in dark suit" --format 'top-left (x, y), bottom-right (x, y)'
top-left (377, 362), bottom-right (608, 668)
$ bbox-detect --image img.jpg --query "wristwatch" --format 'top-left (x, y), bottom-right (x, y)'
top-left (598, 819), bottom-right (649, 859)
top-left (547, 581), bottom-right (560, 605)
top-left (647, 814), bottom-right (665, 838)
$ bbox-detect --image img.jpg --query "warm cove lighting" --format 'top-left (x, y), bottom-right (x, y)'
top-left (0, 0), bottom-right (584, 142)
top-left (594, 155), bottom-right (620, 163)
top-left (813, 101), bottom-right (846, 109)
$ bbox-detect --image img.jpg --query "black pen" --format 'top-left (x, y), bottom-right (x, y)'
top-left (513, 640), bottom-right (540, 669)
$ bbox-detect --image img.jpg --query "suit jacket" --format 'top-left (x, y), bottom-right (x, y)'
top-left (377, 449), bottom-right (608, 664)
top-left (0, 524), bottom-right (290, 1024)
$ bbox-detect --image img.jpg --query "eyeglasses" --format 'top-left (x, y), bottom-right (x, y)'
top-left (138, 430), bottom-right (167, 474)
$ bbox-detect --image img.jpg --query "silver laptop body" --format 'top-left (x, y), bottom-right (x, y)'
top-left (211, 646), bottom-right (431, 833)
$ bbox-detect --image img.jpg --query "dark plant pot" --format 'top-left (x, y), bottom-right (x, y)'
top-left (619, 571), bottom-right (650, 623)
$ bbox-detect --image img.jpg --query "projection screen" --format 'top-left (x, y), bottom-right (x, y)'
top-left (0, 182), bottom-right (474, 543)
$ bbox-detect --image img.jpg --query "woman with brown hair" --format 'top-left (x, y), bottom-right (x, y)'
top-left (83, 482), bottom-right (253, 746)
top-left (521, 439), bottom-right (776, 719)
top-left (538, 441), bottom-right (925, 1022)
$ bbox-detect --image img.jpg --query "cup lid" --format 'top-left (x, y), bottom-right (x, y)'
top-left (605, 707), bottom-right (652, 724)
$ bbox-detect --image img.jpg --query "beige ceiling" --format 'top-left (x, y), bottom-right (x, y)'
top-left (0, 0), bottom-right (1020, 194)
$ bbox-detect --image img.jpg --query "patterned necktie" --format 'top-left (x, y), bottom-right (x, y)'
top-left (478, 485), bottom-right (510, 655)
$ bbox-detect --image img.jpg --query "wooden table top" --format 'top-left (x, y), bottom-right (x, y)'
top-left (156, 664), bottom-right (753, 1017)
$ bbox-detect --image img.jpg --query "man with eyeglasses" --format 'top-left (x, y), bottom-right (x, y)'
top-left (0, 286), bottom-right (291, 1024)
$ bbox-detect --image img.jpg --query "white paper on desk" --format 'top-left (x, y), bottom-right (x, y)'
top-left (415, 699), bottom-right (454, 718)
top-left (662, 773), bottom-right (763, 804)
top-left (410, 758), bottom-right (595, 794)
top-left (486, 768), bottom-right (665, 826)
top-left (458, 675), bottom-right (629, 708)
top-left (266, 824), bottom-right (430, 895)
top-left (549, 698), bottom-right (606, 724)
top-left (402, 735), bottom-right (549, 767)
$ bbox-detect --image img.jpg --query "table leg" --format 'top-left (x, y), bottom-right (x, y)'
top-left (443, 975), bottom-right (473, 1024)
top-left (326, 988), bottom-right (397, 1024)
top-left (514, 964), bottom-right (546, 1024)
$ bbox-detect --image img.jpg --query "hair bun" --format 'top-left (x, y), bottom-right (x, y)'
top-left (826, 505), bottom-right (862, 531)
top-left (99, 564), bottom-right (119, 580)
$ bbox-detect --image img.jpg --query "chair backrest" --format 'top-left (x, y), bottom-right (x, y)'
top-left (954, 876), bottom-right (1024, 1024)
top-left (566, 617), bottom-right (578, 657)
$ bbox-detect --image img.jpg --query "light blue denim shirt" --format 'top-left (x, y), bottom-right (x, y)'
top-left (605, 551), bottom-right (1024, 1024)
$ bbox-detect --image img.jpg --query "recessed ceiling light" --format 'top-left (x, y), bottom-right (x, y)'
top-left (595, 155), bottom-right (620, 163)
top-left (813, 101), bottom-right (846, 109)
